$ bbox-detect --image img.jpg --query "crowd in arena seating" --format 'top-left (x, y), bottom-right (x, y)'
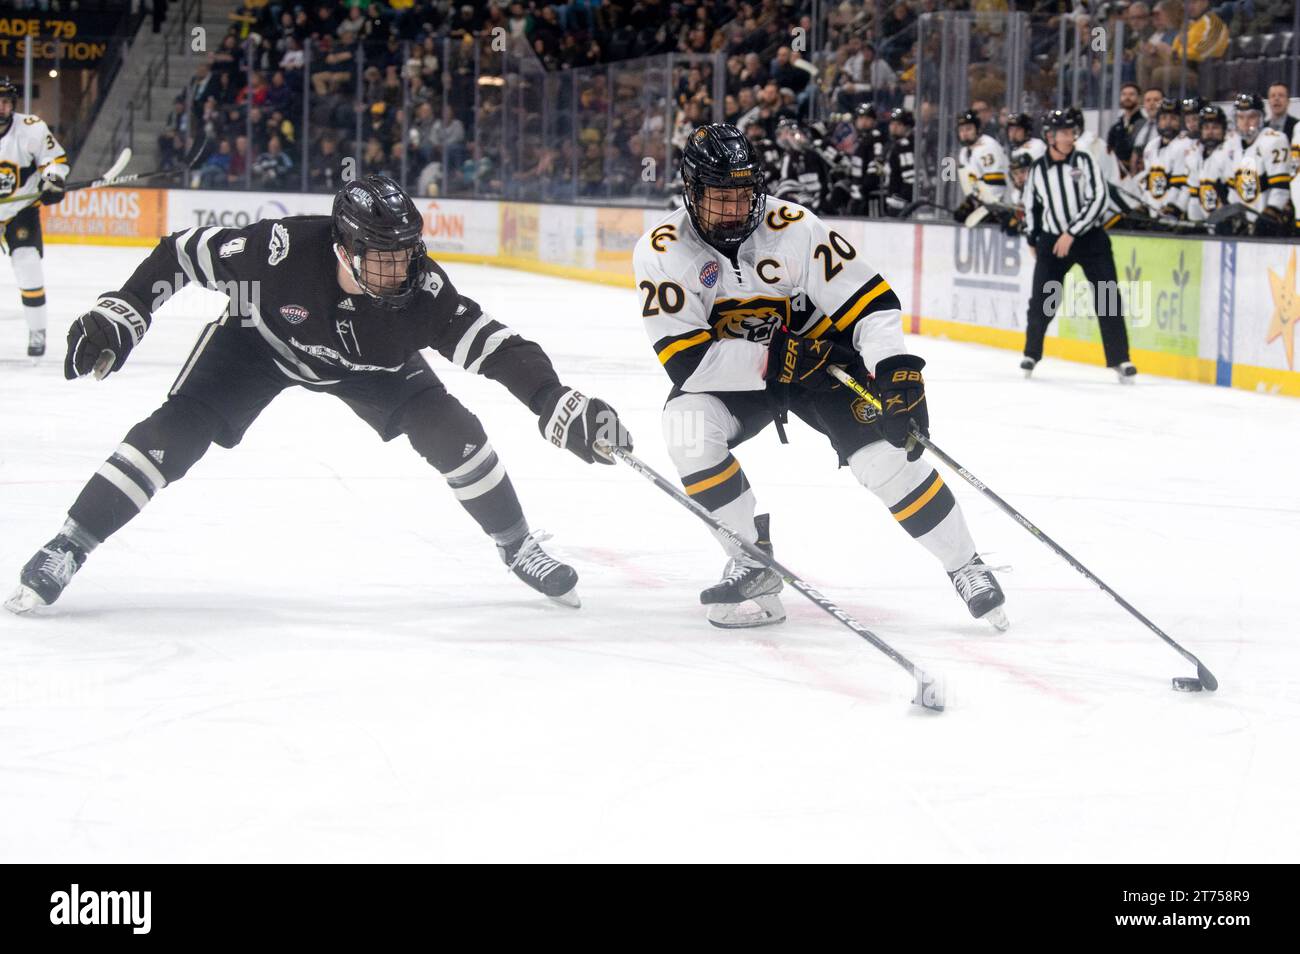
top-left (152, 0), bottom-right (1299, 209)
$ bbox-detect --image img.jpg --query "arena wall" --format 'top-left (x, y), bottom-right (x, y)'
top-left (40, 189), bottom-right (1300, 397)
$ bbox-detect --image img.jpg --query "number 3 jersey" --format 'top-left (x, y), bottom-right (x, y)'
top-left (633, 197), bottom-right (905, 394)
top-left (0, 111), bottom-right (68, 225)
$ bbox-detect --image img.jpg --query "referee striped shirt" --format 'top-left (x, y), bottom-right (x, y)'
top-left (1023, 147), bottom-right (1109, 240)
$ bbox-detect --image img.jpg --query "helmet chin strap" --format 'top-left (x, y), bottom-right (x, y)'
top-left (333, 242), bottom-right (368, 296)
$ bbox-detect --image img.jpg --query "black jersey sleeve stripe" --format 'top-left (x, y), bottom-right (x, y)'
top-left (462, 319), bottom-right (509, 370)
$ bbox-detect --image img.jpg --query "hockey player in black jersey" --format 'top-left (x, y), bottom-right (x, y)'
top-left (772, 118), bottom-right (831, 211)
top-left (5, 176), bottom-right (632, 614)
top-left (849, 103), bottom-right (888, 215)
top-left (882, 108), bottom-right (916, 217)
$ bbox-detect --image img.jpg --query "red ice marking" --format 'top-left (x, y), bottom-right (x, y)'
top-left (569, 546), bottom-right (672, 588)
top-left (951, 641), bottom-right (1088, 705)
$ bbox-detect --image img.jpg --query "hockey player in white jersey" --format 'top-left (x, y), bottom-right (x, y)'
top-left (633, 124), bottom-right (1007, 631)
top-left (1185, 105), bottom-right (1239, 225)
top-left (1006, 113), bottom-right (1046, 163)
top-left (954, 109), bottom-right (1009, 220)
top-left (0, 77), bottom-right (68, 358)
top-left (1136, 99), bottom-right (1190, 220)
top-left (1226, 92), bottom-right (1292, 236)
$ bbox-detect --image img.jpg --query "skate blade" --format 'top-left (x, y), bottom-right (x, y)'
top-left (548, 587), bottom-right (581, 609)
top-left (4, 585), bottom-right (47, 615)
top-left (980, 606), bottom-right (1010, 633)
top-left (1116, 374), bottom-right (1135, 386)
top-left (707, 594), bottom-right (786, 629)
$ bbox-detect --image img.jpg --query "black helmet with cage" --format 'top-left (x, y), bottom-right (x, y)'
top-left (1198, 104), bottom-right (1228, 147)
top-left (1006, 111), bottom-right (1034, 144)
top-left (775, 117), bottom-right (812, 153)
top-left (0, 76), bottom-right (18, 135)
top-left (680, 123), bottom-right (766, 256)
top-left (331, 174), bottom-right (427, 310)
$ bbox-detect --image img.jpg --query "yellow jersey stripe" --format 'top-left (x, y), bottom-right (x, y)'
top-left (657, 330), bottom-right (711, 365)
top-left (834, 280), bottom-right (892, 332)
top-left (893, 474), bottom-right (944, 523)
top-left (685, 458), bottom-right (740, 496)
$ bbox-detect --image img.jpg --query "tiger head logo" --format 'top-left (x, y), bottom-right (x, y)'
top-left (1236, 169), bottom-right (1259, 202)
top-left (1199, 184), bottom-right (1219, 212)
top-left (713, 304), bottom-right (785, 342)
top-left (1147, 168), bottom-right (1168, 198)
top-left (0, 162), bottom-right (17, 198)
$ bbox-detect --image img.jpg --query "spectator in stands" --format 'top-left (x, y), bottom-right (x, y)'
top-left (253, 135), bottom-right (295, 188)
top-left (309, 136), bottom-right (343, 192)
top-left (198, 138), bottom-right (232, 189)
top-left (1136, 0), bottom-right (1182, 91)
top-left (1159, 0), bottom-right (1230, 88)
top-left (159, 99), bottom-right (189, 172)
top-left (1120, 3), bottom-right (1154, 84)
top-left (231, 134), bottom-right (251, 185)
top-left (1265, 82), bottom-right (1297, 139)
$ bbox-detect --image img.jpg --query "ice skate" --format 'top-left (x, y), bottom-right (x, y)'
top-left (949, 554), bottom-right (1008, 632)
top-left (27, 329), bottom-right (46, 360)
top-left (1020, 357), bottom-right (1036, 378)
top-left (1111, 361), bottom-right (1137, 384)
top-left (500, 531), bottom-right (580, 607)
top-left (700, 514), bottom-right (785, 628)
top-left (5, 534), bottom-right (88, 614)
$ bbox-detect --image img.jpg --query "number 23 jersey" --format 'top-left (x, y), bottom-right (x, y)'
top-left (633, 197), bottom-right (905, 394)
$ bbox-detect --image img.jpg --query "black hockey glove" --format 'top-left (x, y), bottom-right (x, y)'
top-left (766, 326), bottom-right (856, 391)
top-left (538, 386), bottom-right (633, 465)
top-left (873, 353), bottom-right (928, 461)
top-left (954, 194), bottom-right (981, 222)
top-left (64, 293), bottom-right (151, 380)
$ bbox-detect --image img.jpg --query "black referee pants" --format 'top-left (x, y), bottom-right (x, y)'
top-left (1024, 228), bottom-right (1132, 367)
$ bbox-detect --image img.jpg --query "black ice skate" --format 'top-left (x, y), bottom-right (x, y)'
top-left (1020, 357), bottom-right (1037, 378)
top-left (1111, 361), bottom-right (1137, 384)
top-left (499, 531), bottom-right (580, 607)
top-left (5, 534), bottom-right (88, 614)
top-left (28, 329), bottom-right (46, 359)
top-left (700, 514), bottom-right (785, 629)
top-left (949, 555), bottom-right (1009, 632)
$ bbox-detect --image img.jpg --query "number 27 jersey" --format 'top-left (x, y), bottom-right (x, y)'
top-left (632, 197), bottom-right (905, 394)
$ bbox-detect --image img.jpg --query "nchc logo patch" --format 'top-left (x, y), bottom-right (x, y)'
top-left (699, 260), bottom-right (719, 288)
top-left (279, 304), bottom-right (310, 324)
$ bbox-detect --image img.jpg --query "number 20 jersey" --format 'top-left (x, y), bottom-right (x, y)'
top-left (632, 197), bottom-right (905, 395)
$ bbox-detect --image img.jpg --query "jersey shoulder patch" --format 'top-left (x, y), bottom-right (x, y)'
top-left (268, 222), bottom-right (290, 265)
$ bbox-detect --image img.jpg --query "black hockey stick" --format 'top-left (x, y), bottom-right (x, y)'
top-left (599, 442), bottom-right (945, 712)
top-left (827, 366), bottom-right (1218, 693)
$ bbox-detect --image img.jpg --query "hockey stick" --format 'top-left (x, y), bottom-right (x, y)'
top-left (827, 365), bottom-right (1219, 693)
top-left (0, 147), bottom-right (131, 208)
top-left (599, 442), bottom-right (946, 712)
top-left (0, 136), bottom-right (209, 207)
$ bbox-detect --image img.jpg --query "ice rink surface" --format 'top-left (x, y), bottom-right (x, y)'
top-left (2, 245), bottom-right (1297, 862)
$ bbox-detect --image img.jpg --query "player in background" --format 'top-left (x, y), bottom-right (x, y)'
top-left (848, 104), bottom-right (887, 215)
top-left (1226, 92), bottom-right (1292, 236)
top-left (633, 124), bottom-right (1007, 631)
top-left (1006, 113), bottom-right (1046, 162)
top-left (744, 118), bottom-right (782, 188)
top-left (882, 107), bottom-right (916, 217)
top-left (771, 118), bottom-right (831, 212)
top-left (1136, 99), bottom-right (1189, 221)
top-left (1186, 105), bottom-right (1238, 226)
top-left (953, 109), bottom-right (1010, 221)
top-left (6, 176), bottom-right (632, 614)
top-left (0, 76), bottom-right (68, 359)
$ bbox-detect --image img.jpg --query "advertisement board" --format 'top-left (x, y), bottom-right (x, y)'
top-left (41, 187), bottom-right (167, 244)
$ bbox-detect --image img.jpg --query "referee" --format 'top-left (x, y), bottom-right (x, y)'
top-left (1021, 109), bottom-right (1137, 383)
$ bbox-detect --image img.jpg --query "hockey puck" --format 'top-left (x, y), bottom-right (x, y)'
top-left (1171, 677), bottom-right (1203, 692)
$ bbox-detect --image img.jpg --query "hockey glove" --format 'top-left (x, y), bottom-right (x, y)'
top-left (766, 326), bottom-right (856, 391)
top-left (64, 293), bottom-right (151, 380)
top-left (954, 194), bottom-right (981, 222)
top-left (873, 354), bottom-right (928, 461)
top-left (39, 166), bottom-right (67, 207)
top-left (538, 386), bottom-right (633, 465)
